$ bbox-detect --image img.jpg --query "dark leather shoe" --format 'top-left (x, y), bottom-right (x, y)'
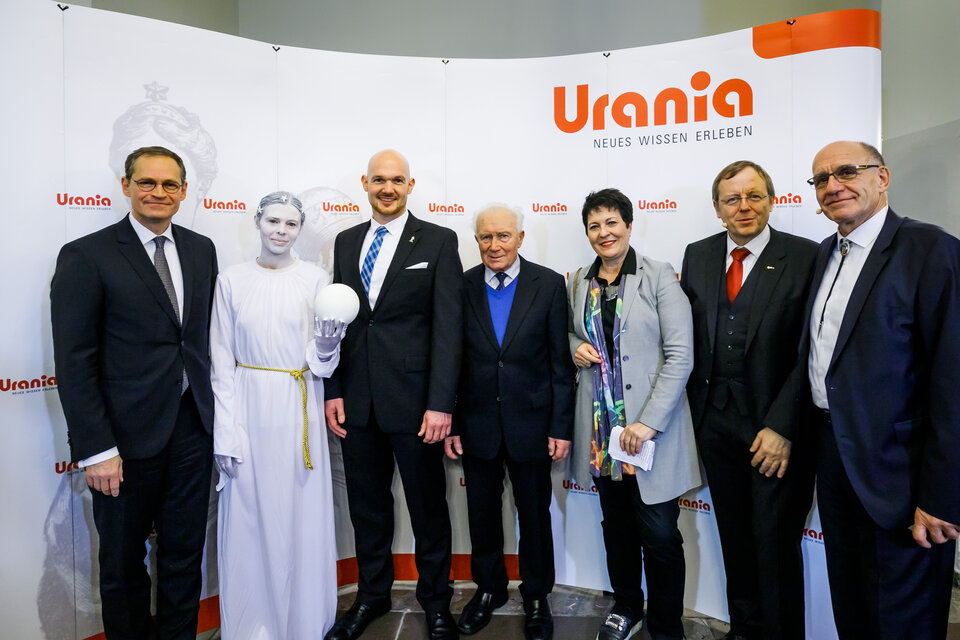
top-left (427, 609), bottom-right (460, 640)
top-left (523, 598), bottom-right (553, 640)
top-left (457, 591), bottom-right (507, 634)
top-left (596, 612), bottom-right (642, 640)
top-left (324, 600), bottom-right (390, 640)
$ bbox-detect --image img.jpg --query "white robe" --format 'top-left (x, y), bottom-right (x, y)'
top-left (211, 259), bottom-right (338, 639)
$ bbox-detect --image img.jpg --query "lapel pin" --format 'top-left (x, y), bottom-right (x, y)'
top-left (409, 235), bottom-right (416, 243)
top-left (766, 265), bottom-right (775, 270)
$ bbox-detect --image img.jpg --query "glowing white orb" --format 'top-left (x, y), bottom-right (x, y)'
top-left (314, 283), bottom-right (360, 323)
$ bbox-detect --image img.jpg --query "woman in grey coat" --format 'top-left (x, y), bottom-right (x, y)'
top-left (567, 188), bottom-right (701, 640)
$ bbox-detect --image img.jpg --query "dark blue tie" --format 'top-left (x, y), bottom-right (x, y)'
top-left (495, 272), bottom-right (507, 290)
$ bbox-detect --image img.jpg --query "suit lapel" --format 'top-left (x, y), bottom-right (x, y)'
top-left (745, 228), bottom-right (787, 351)
top-left (800, 237), bottom-right (835, 347)
top-left (620, 260), bottom-right (644, 324)
top-left (704, 235), bottom-right (726, 354)
top-left (829, 210), bottom-right (901, 370)
top-left (466, 267), bottom-right (500, 351)
top-left (116, 217), bottom-right (180, 327)
top-left (374, 213), bottom-right (422, 312)
top-left (500, 257), bottom-right (540, 354)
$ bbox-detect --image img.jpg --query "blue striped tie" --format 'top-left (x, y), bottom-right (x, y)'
top-left (361, 225), bottom-right (389, 296)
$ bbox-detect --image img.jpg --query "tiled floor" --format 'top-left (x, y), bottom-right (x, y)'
top-left (200, 578), bottom-right (960, 639)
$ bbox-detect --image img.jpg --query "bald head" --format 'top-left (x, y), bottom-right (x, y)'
top-left (362, 149), bottom-right (415, 222)
top-left (811, 140), bottom-right (890, 235)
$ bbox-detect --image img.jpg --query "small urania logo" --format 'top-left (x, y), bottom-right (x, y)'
top-left (203, 198), bottom-right (247, 212)
top-left (637, 198), bottom-right (678, 211)
top-left (531, 202), bottom-right (567, 214)
top-left (1, 374), bottom-right (57, 393)
top-left (802, 527), bottom-right (824, 542)
top-left (323, 202), bottom-right (360, 213)
top-left (428, 203), bottom-right (465, 214)
top-left (57, 193), bottom-right (111, 208)
top-left (554, 71), bottom-right (753, 133)
top-left (562, 479), bottom-right (598, 494)
top-left (773, 193), bottom-right (803, 206)
top-left (678, 497), bottom-right (711, 512)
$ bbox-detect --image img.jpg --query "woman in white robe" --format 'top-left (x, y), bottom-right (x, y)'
top-left (211, 191), bottom-right (345, 639)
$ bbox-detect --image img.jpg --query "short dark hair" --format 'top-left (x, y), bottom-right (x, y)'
top-left (711, 160), bottom-right (775, 203)
top-left (858, 142), bottom-right (885, 166)
top-left (124, 146), bottom-right (187, 183)
top-left (581, 188), bottom-right (633, 229)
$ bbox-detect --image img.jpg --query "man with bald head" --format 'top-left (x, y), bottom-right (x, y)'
top-left (802, 141), bottom-right (960, 639)
top-left (445, 205), bottom-right (573, 640)
top-left (324, 150), bottom-right (464, 640)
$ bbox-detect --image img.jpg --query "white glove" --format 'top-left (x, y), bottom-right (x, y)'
top-left (215, 454), bottom-right (240, 479)
top-left (315, 317), bottom-right (347, 360)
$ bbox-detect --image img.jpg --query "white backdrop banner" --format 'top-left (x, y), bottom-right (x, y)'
top-left (0, 1), bottom-right (880, 637)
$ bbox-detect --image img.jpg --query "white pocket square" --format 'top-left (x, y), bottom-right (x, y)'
top-left (406, 262), bottom-right (429, 270)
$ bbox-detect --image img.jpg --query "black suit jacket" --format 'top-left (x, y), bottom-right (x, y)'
top-left (800, 209), bottom-right (960, 529)
top-left (51, 215), bottom-right (218, 462)
top-left (453, 257), bottom-right (574, 461)
top-left (681, 227), bottom-right (817, 441)
top-left (325, 212), bottom-right (463, 431)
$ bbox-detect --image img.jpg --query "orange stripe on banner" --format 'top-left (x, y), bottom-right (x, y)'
top-left (82, 595), bottom-right (220, 640)
top-left (752, 9), bottom-right (880, 59)
top-left (337, 553), bottom-right (521, 587)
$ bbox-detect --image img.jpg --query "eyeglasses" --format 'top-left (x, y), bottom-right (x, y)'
top-left (807, 165), bottom-right (880, 189)
top-left (130, 178), bottom-right (183, 194)
top-left (718, 194), bottom-right (769, 208)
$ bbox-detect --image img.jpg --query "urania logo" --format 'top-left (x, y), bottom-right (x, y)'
top-left (1, 374), bottom-right (57, 393)
top-left (203, 198), bottom-right (247, 212)
top-left (323, 202), bottom-right (360, 213)
top-left (428, 203), bottom-right (465, 214)
top-left (802, 527), bottom-right (824, 542)
top-left (55, 460), bottom-right (80, 474)
top-left (57, 193), bottom-right (111, 208)
top-left (678, 497), bottom-right (711, 512)
top-left (562, 479), bottom-right (598, 494)
top-left (554, 71), bottom-right (753, 133)
top-left (773, 193), bottom-right (803, 206)
top-left (637, 199), bottom-right (678, 211)
top-left (531, 202), bottom-right (567, 214)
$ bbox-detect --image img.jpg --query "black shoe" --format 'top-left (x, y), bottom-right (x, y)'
top-left (427, 609), bottom-right (460, 640)
top-left (457, 591), bottom-right (508, 634)
top-left (596, 612), bottom-right (642, 640)
top-left (523, 598), bottom-right (553, 640)
top-left (324, 600), bottom-right (390, 640)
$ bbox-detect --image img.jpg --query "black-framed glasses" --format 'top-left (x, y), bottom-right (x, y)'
top-left (131, 178), bottom-right (183, 194)
top-left (719, 194), bottom-right (769, 208)
top-left (807, 165), bottom-right (880, 189)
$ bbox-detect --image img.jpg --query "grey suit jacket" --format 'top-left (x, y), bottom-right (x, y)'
top-left (567, 253), bottom-right (701, 504)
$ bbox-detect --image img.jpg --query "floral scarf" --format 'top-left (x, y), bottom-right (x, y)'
top-left (585, 276), bottom-right (634, 479)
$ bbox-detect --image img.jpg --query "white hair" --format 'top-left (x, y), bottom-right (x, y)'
top-left (472, 203), bottom-right (524, 235)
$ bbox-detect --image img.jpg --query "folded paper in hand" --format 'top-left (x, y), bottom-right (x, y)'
top-left (609, 426), bottom-right (655, 471)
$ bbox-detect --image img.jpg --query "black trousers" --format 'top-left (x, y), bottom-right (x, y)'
top-left (815, 409), bottom-right (956, 640)
top-left (697, 401), bottom-right (814, 640)
top-left (593, 474), bottom-right (685, 640)
top-left (90, 388), bottom-right (213, 640)
top-left (338, 410), bottom-right (453, 614)
top-left (461, 447), bottom-right (554, 601)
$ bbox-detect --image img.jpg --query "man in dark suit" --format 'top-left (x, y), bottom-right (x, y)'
top-left (680, 160), bottom-right (817, 640)
top-left (803, 140), bottom-right (960, 639)
top-left (50, 146), bottom-right (218, 640)
top-left (444, 205), bottom-right (573, 640)
top-left (324, 149), bottom-right (463, 640)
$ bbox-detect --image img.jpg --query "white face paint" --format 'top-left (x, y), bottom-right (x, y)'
top-left (257, 203), bottom-right (302, 259)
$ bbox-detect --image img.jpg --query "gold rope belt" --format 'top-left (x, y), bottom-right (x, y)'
top-left (235, 362), bottom-right (313, 470)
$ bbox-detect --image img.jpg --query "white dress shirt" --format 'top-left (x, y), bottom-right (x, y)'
top-left (808, 206), bottom-right (888, 409)
top-left (725, 224), bottom-right (771, 284)
top-left (484, 256), bottom-right (521, 289)
top-left (80, 214), bottom-right (186, 468)
top-left (358, 211), bottom-right (409, 309)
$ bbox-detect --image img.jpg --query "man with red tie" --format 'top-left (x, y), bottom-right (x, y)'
top-left (681, 160), bottom-right (817, 640)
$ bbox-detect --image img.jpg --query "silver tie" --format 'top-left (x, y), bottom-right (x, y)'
top-left (154, 236), bottom-right (188, 392)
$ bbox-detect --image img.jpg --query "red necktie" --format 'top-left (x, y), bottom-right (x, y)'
top-left (726, 247), bottom-right (750, 302)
